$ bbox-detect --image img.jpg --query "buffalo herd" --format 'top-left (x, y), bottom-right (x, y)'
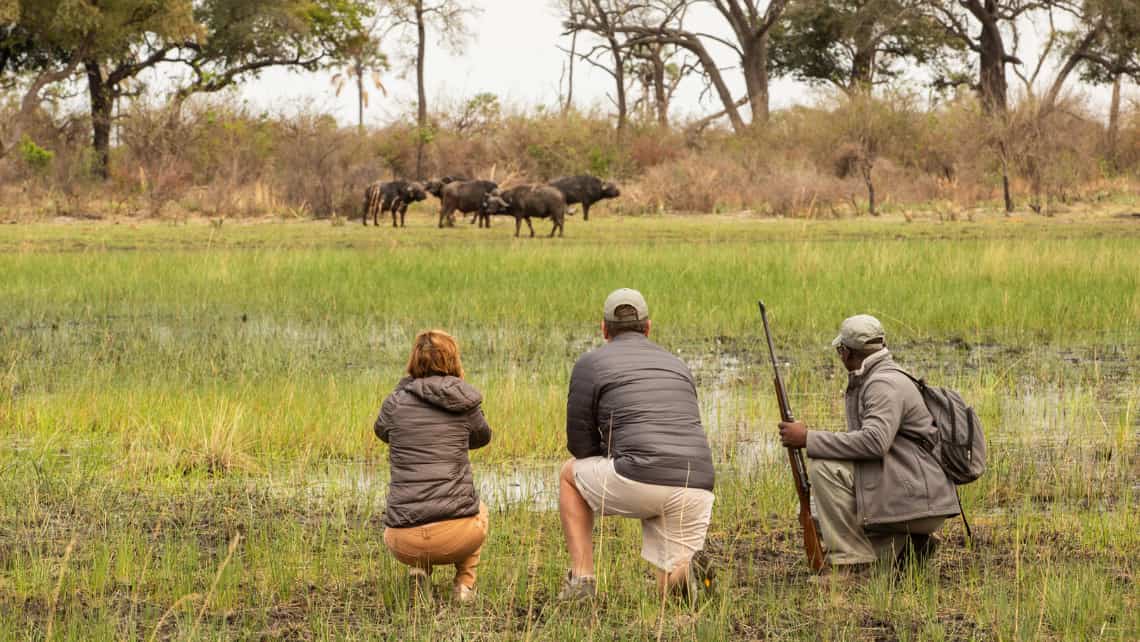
top-left (360, 174), bottom-right (621, 237)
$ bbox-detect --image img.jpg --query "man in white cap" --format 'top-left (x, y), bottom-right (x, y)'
top-left (558, 288), bottom-right (716, 601)
top-left (777, 314), bottom-right (959, 577)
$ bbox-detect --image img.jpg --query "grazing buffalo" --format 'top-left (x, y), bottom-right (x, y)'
top-left (548, 175), bottom-right (620, 221)
top-left (439, 180), bottom-right (499, 228)
top-left (491, 184), bottom-right (567, 238)
top-left (362, 180), bottom-right (428, 227)
top-left (425, 175), bottom-right (468, 199)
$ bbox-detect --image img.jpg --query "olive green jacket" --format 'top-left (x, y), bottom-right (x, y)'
top-left (806, 350), bottom-right (959, 529)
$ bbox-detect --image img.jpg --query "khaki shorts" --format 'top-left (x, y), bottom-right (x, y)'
top-left (572, 456), bottom-right (715, 572)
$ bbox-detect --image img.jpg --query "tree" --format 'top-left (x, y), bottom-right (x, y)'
top-left (331, 28), bottom-right (391, 131)
top-left (390, 0), bottom-right (474, 180)
top-left (561, 0), bottom-right (634, 138)
top-left (563, 1), bottom-right (789, 133)
top-left (707, 0), bottom-right (788, 124)
top-left (769, 0), bottom-right (958, 94)
top-left (825, 93), bottom-right (921, 216)
top-left (3, 0), bottom-right (370, 179)
top-left (1070, 0), bottom-right (1140, 163)
top-left (922, 1), bottom-right (1084, 214)
top-left (1, 1), bottom-right (78, 160)
top-left (626, 41), bottom-right (693, 127)
top-left (923, 1), bottom-right (1056, 115)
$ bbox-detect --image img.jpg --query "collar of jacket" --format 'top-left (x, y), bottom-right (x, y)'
top-left (846, 348), bottom-right (892, 390)
top-left (611, 331), bottom-right (649, 343)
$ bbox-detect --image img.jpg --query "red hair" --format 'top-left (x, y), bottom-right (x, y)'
top-left (406, 330), bottom-right (465, 379)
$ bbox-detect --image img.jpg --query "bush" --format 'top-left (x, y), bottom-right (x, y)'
top-left (18, 136), bottom-right (53, 172)
top-left (0, 89), bottom-right (1134, 220)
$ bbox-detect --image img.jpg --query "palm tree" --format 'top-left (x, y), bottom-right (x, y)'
top-left (331, 31), bottom-right (390, 131)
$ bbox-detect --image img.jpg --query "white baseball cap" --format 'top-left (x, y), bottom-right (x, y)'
top-left (831, 314), bottom-right (886, 350)
top-left (603, 288), bottom-right (649, 321)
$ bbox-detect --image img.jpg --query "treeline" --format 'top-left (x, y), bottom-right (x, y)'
top-left (1, 1), bottom-right (1138, 220)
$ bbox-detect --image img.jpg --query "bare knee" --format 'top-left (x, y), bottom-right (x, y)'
top-left (559, 459), bottom-right (577, 486)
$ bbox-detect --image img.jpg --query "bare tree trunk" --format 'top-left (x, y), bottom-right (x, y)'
top-left (976, 10), bottom-right (1008, 114)
top-left (356, 58), bottom-right (365, 132)
top-left (414, 0), bottom-right (428, 180)
top-left (850, 19), bottom-right (875, 94)
top-left (685, 37), bottom-right (747, 133)
top-left (741, 36), bottom-right (770, 125)
top-left (861, 160), bottom-right (877, 216)
top-left (999, 141), bottom-right (1014, 214)
top-left (651, 50), bottom-right (669, 128)
top-left (85, 60), bottom-right (113, 180)
top-left (608, 33), bottom-right (627, 141)
top-left (564, 30), bottom-right (577, 114)
top-left (1108, 72), bottom-right (1122, 167)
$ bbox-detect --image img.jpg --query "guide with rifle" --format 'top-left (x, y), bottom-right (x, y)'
top-left (762, 309), bottom-right (979, 578)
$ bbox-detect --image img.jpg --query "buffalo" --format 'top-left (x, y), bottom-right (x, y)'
top-left (548, 175), bottom-right (620, 221)
top-left (362, 180), bottom-right (427, 227)
top-left (490, 184), bottom-right (567, 238)
top-left (425, 175), bottom-right (468, 199)
top-left (439, 180), bottom-right (499, 228)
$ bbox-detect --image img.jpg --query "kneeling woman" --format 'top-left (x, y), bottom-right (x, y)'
top-left (374, 330), bottom-right (492, 603)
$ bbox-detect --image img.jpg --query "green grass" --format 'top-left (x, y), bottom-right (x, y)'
top-left (1, 214), bottom-right (1137, 640)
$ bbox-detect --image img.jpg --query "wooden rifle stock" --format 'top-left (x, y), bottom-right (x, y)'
top-left (758, 301), bottom-right (826, 573)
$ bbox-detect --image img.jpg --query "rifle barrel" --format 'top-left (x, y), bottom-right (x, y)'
top-left (758, 300), bottom-right (826, 572)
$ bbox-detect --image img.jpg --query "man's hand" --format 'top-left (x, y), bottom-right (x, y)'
top-left (778, 421), bottom-right (808, 448)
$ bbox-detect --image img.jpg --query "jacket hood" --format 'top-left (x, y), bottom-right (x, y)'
top-left (401, 375), bottom-right (483, 413)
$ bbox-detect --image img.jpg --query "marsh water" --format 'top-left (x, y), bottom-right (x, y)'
top-left (254, 341), bottom-right (1138, 513)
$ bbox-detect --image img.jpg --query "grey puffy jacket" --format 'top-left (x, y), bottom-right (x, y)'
top-left (566, 332), bottom-right (715, 491)
top-left (374, 375), bottom-right (492, 528)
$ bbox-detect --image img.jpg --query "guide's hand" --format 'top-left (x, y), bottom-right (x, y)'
top-left (778, 421), bottom-right (808, 449)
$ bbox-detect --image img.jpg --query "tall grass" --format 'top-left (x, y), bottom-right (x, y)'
top-left (0, 217), bottom-right (1136, 640)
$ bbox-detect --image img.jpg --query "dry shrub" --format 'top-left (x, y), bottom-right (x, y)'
top-left (272, 113), bottom-right (375, 217)
top-left (2, 89), bottom-right (1137, 221)
top-left (1111, 101), bottom-right (1140, 173)
top-left (754, 166), bottom-right (857, 218)
top-left (635, 154), bottom-right (743, 212)
top-left (632, 150), bottom-right (852, 216)
top-left (625, 128), bottom-right (685, 170)
top-left (998, 97), bottom-right (1105, 213)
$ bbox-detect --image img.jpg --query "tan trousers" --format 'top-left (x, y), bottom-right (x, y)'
top-left (809, 460), bottom-right (944, 566)
top-left (383, 503), bottom-right (489, 588)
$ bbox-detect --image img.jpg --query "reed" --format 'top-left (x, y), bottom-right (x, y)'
top-left (0, 215), bottom-right (1135, 640)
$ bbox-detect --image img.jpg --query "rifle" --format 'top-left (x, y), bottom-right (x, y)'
top-left (758, 301), bottom-right (826, 572)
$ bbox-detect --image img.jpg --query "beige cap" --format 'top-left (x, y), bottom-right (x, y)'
top-left (603, 288), bottom-right (649, 321)
top-left (831, 314), bottom-right (886, 350)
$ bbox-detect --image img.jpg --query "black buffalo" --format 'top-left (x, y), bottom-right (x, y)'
top-left (439, 180), bottom-right (499, 228)
top-left (425, 175), bottom-right (468, 199)
top-left (490, 184), bottom-right (567, 238)
top-left (548, 175), bottom-right (620, 221)
top-left (362, 180), bottom-right (427, 227)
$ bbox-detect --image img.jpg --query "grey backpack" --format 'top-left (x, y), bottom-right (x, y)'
top-left (895, 370), bottom-right (987, 485)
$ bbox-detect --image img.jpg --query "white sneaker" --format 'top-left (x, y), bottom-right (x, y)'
top-left (557, 570), bottom-right (597, 601)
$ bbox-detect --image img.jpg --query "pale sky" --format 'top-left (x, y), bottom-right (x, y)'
top-left (182, 1), bottom-right (1128, 127)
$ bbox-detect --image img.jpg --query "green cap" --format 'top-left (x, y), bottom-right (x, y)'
top-left (831, 314), bottom-right (885, 350)
top-left (604, 288), bottom-right (649, 321)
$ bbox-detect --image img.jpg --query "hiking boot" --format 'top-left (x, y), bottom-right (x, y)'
top-left (680, 550), bottom-right (716, 601)
top-left (895, 533), bottom-right (941, 570)
top-left (408, 567), bottom-right (431, 603)
top-left (557, 570), bottom-right (597, 601)
top-left (453, 583), bottom-right (476, 605)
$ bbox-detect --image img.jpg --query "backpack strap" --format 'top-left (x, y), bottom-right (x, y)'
top-left (870, 366), bottom-right (939, 453)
